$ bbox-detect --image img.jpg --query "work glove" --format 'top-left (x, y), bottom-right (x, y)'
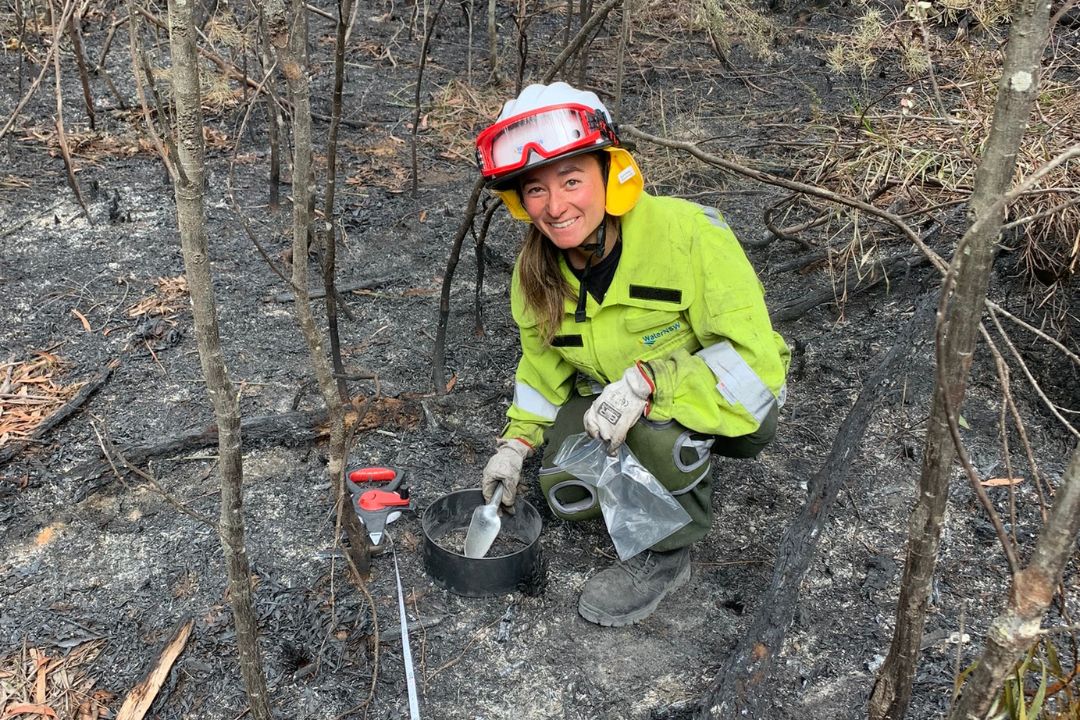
top-left (481, 438), bottom-right (532, 513)
top-left (583, 362), bottom-right (654, 455)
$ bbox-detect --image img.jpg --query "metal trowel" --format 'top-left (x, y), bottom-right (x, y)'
top-left (464, 485), bottom-right (503, 559)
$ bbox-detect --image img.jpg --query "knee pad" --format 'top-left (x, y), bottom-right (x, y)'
top-left (538, 469), bottom-right (602, 521)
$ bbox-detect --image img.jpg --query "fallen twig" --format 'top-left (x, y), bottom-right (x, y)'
top-left (52, 21), bottom-right (91, 223)
top-left (71, 396), bottom-right (419, 493)
top-left (92, 420), bottom-right (217, 528)
top-left (270, 276), bottom-right (396, 302)
top-left (115, 619), bottom-right (193, 720)
top-left (71, 408), bottom-right (327, 491)
top-left (0, 357), bottom-right (120, 470)
top-left (763, 196), bottom-right (827, 247)
top-left (770, 252), bottom-right (930, 322)
top-left (425, 614), bottom-right (505, 682)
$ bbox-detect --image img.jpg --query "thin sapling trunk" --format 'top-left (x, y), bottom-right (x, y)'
top-left (165, 0), bottom-right (272, 715)
top-left (869, 0), bottom-right (1054, 716)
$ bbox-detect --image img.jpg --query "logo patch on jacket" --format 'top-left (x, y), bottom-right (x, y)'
top-left (641, 321), bottom-right (682, 346)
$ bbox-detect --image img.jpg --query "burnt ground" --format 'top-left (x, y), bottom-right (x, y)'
top-left (1, 1), bottom-right (1078, 719)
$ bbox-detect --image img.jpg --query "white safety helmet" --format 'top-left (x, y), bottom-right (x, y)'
top-left (475, 82), bottom-right (643, 221)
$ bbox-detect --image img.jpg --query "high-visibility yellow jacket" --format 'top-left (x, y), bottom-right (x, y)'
top-left (503, 192), bottom-right (790, 448)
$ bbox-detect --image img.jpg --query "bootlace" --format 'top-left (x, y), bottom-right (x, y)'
top-left (619, 550), bottom-right (656, 580)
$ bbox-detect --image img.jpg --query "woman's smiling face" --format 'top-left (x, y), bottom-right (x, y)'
top-left (519, 153), bottom-right (607, 254)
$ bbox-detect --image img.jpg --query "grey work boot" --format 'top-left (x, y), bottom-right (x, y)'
top-left (578, 547), bottom-right (691, 627)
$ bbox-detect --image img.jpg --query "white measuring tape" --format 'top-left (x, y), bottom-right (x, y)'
top-left (389, 533), bottom-right (421, 720)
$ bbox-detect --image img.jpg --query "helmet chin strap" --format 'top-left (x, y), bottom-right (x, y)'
top-left (578, 217), bottom-right (607, 261)
top-left (574, 219), bottom-right (606, 323)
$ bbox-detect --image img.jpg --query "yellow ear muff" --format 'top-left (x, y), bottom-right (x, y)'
top-left (604, 147), bottom-right (643, 216)
top-left (495, 188), bottom-right (532, 221)
top-left (493, 146), bottom-right (642, 221)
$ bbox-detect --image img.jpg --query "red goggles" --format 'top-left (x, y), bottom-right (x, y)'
top-left (475, 103), bottom-right (616, 180)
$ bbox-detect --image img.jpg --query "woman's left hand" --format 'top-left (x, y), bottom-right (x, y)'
top-left (583, 363), bottom-right (654, 455)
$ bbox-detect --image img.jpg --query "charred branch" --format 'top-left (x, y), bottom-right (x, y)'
top-left (693, 293), bottom-right (936, 718)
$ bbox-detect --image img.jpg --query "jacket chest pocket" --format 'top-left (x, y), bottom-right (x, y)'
top-left (550, 332), bottom-right (595, 375)
top-left (624, 309), bottom-right (694, 357)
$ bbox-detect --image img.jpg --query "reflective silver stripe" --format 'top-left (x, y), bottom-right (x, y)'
top-left (673, 430), bottom-right (714, 473)
top-left (696, 341), bottom-right (776, 424)
top-left (697, 204), bottom-right (730, 230)
top-left (670, 465), bottom-right (711, 496)
top-left (513, 381), bottom-right (561, 421)
top-left (546, 479), bottom-right (598, 515)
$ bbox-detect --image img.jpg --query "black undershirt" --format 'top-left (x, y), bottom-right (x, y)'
top-left (567, 240), bottom-right (622, 303)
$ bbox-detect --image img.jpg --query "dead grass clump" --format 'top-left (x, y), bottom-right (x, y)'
top-left (793, 45), bottom-right (1079, 315)
top-left (202, 72), bottom-right (245, 113)
top-left (0, 352), bottom-right (83, 446)
top-left (205, 11), bottom-right (250, 51)
top-left (426, 79), bottom-right (511, 165)
top-left (149, 64), bottom-right (244, 114)
top-left (0, 641), bottom-right (113, 719)
top-left (826, 5), bottom-right (942, 78)
top-left (344, 134), bottom-right (411, 193)
top-left (127, 275), bottom-right (190, 319)
top-left (690, 0), bottom-right (779, 61)
top-left (826, 0), bottom-right (1017, 80)
top-left (935, 0), bottom-right (1013, 30)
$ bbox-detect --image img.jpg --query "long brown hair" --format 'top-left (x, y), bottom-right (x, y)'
top-left (514, 150), bottom-right (615, 345)
top-left (517, 223), bottom-right (576, 345)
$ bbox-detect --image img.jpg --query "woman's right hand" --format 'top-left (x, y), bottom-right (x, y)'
top-left (481, 439), bottom-right (531, 513)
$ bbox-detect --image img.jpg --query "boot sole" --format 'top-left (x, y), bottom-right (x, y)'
top-left (578, 561), bottom-right (691, 627)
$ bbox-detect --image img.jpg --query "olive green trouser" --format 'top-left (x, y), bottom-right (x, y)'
top-left (538, 394), bottom-right (778, 552)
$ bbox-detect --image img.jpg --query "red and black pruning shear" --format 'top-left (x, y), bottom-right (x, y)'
top-left (346, 466), bottom-right (412, 545)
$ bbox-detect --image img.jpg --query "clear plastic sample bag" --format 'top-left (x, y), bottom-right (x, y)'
top-left (552, 433), bottom-right (691, 561)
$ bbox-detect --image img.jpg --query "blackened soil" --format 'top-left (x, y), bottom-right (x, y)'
top-left (1, 2), bottom-right (1076, 719)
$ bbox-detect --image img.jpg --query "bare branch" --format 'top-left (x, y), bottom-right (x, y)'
top-left (622, 125), bottom-right (949, 274)
top-left (92, 421), bottom-right (217, 529)
top-left (542, 0), bottom-right (621, 84)
top-left (987, 308), bottom-right (1079, 437)
top-left (0, 0), bottom-right (77, 142)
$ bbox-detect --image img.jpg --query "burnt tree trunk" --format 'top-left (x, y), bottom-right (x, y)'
top-left (486, 0), bottom-right (498, 83)
top-left (695, 294), bottom-right (936, 718)
top-left (869, 0), bottom-right (1053, 716)
top-left (165, 0), bottom-right (272, 716)
top-left (263, 0), bottom-right (372, 578)
top-left (320, 0), bottom-right (355, 404)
